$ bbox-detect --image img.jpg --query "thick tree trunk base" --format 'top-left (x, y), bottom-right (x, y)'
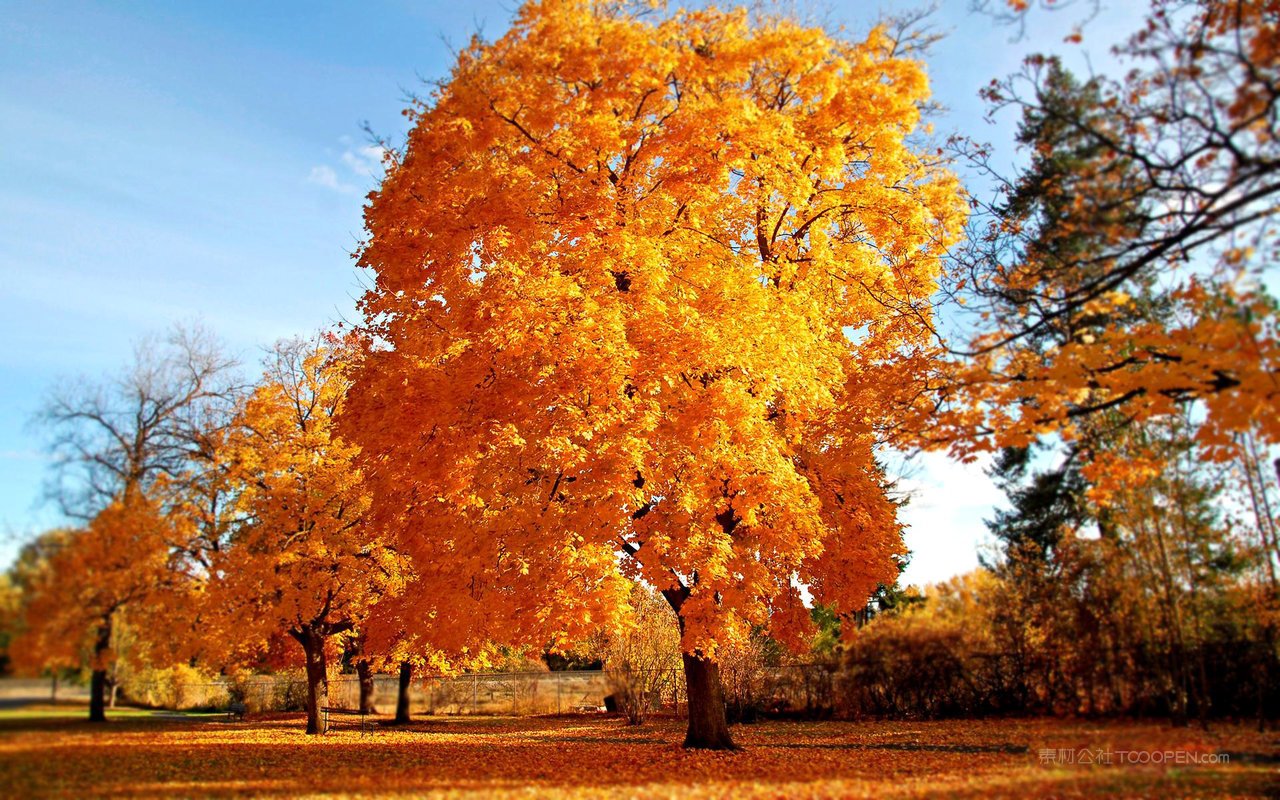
top-left (89, 668), bottom-right (107, 723)
top-left (395, 662), bottom-right (412, 725)
top-left (681, 653), bottom-right (736, 750)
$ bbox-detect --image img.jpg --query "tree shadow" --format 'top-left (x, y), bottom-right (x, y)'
top-left (770, 741), bottom-right (1030, 754)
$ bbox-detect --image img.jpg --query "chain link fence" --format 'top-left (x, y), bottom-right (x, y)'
top-left (117, 670), bottom-right (648, 716)
top-left (108, 663), bottom-right (846, 717)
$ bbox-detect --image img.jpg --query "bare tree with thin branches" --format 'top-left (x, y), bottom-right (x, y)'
top-left (40, 323), bottom-right (242, 520)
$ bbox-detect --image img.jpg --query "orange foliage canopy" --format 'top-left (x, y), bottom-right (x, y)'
top-left (208, 337), bottom-right (410, 664)
top-left (12, 496), bottom-right (176, 675)
top-left (344, 0), bottom-right (965, 656)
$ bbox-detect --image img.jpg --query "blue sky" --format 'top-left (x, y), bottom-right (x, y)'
top-left (0, 0), bottom-right (1145, 583)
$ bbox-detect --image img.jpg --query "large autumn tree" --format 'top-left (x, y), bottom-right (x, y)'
top-left (344, 0), bottom-right (964, 749)
top-left (209, 336), bottom-right (411, 734)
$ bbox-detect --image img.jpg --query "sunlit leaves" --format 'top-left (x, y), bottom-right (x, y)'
top-left (345, 0), bottom-right (965, 660)
top-left (207, 336), bottom-right (410, 665)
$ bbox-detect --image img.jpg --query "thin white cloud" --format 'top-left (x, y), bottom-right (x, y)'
top-left (341, 144), bottom-right (387, 178)
top-left (307, 164), bottom-right (358, 195)
top-left (308, 143), bottom-right (387, 196)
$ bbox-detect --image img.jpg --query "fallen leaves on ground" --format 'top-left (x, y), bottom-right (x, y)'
top-left (0, 713), bottom-right (1275, 798)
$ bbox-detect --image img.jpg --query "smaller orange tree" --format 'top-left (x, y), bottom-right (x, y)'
top-left (12, 497), bottom-right (176, 722)
top-left (209, 335), bottom-right (411, 734)
top-left (358, 576), bottom-right (486, 725)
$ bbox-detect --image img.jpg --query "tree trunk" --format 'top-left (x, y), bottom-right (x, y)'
top-left (357, 659), bottom-right (377, 715)
top-left (657, 583), bottom-right (736, 750)
top-left (681, 652), bottom-right (736, 750)
top-left (295, 627), bottom-right (328, 735)
top-left (395, 662), bottom-right (412, 724)
top-left (89, 668), bottom-right (108, 723)
top-left (88, 619), bottom-right (112, 723)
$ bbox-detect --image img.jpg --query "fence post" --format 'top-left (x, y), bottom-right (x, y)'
top-left (678, 668), bottom-right (686, 718)
top-left (556, 672), bottom-right (562, 715)
top-left (472, 673), bottom-right (478, 715)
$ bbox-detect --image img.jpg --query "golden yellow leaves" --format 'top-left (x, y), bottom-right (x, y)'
top-left (208, 336), bottom-right (411, 663)
top-left (936, 1), bottom-right (1280, 504)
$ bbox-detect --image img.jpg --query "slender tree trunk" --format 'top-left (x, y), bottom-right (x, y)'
top-left (357, 659), bottom-right (377, 715)
top-left (88, 618), bottom-right (112, 723)
top-left (395, 662), bottom-right (412, 724)
top-left (681, 652), bottom-right (736, 750)
top-left (1239, 439), bottom-right (1279, 589)
top-left (294, 627), bottom-right (328, 735)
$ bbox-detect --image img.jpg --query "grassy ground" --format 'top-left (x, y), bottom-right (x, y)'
top-left (0, 703), bottom-right (217, 722)
top-left (0, 709), bottom-right (1275, 798)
